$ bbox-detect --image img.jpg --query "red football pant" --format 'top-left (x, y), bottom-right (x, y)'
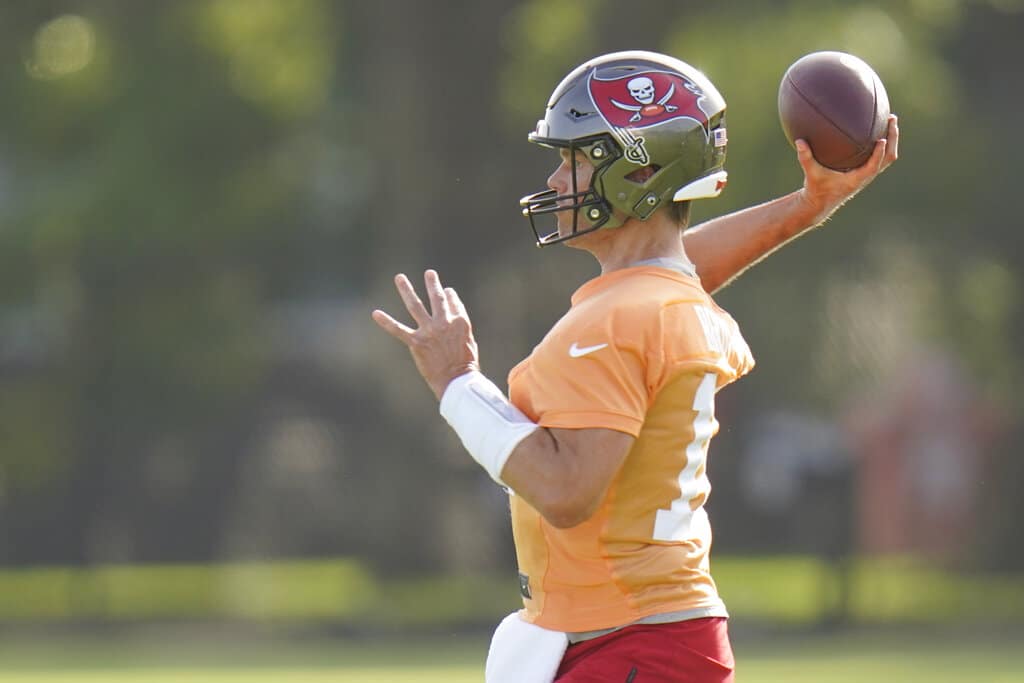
top-left (555, 617), bottom-right (735, 682)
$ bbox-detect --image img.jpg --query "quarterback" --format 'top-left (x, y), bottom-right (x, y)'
top-left (372, 51), bottom-right (897, 682)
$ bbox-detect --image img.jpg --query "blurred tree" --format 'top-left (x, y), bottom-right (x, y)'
top-left (0, 0), bottom-right (1020, 578)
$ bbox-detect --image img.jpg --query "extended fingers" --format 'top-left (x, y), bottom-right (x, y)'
top-left (371, 309), bottom-right (415, 343)
top-left (394, 273), bottom-right (430, 326)
top-left (424, 269), bottom-right (451, 319)
top-left (446, 287), bottom-right (467, 318)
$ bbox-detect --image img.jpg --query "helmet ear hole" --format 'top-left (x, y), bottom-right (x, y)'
top-left (623, 164), bottom-right (661, 185)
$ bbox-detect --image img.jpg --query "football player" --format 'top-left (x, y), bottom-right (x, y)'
top-left (372, 51), bottom-right (898, 683)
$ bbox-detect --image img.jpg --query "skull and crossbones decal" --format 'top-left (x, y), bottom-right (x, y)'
top-left (610, 76), bottom-right (679, 123)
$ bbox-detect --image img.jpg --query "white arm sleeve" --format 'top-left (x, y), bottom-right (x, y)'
top-left (439, 370), bottom-right (539, 486)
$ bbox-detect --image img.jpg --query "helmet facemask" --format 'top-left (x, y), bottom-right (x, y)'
top-left (519, 134), bottom-right (622, 246)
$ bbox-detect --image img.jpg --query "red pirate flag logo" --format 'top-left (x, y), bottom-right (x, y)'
top-left (587, 69), bottom-right (711, 164)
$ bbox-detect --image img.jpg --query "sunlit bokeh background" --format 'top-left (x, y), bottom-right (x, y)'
top-left (1, 1), bottom-right (1022, 680)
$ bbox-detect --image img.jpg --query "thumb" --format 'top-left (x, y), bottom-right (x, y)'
top-left (795, 139), bottom-right (816, 170)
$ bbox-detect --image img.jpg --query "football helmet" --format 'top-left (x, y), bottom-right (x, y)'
top-left (520, 50), bottom-right (729, 246)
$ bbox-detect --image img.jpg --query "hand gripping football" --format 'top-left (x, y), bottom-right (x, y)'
top-left (778, 51), bottom-right (890, 171)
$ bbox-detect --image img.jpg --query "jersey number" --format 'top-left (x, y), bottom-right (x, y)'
top-left (652, 372), bottom-right (717, 542)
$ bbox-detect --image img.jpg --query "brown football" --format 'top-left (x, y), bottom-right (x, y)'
top-left (778, 51), bottom-right (890, 171)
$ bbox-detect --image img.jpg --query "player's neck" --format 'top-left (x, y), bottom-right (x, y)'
top-left (574, 215), bottom-right (690, 275)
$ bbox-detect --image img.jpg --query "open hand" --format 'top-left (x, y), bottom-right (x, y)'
top-left (797, 114), bottom-right (899, 223)
top-left (371, 270), bottom-right (480, 400)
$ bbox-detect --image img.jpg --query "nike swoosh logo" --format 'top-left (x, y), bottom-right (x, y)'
top-left (569, 342), bottom-right (608, 358)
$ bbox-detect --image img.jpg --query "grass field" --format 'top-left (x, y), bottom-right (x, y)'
top-left (0, 626), bottom-right (1022, 682)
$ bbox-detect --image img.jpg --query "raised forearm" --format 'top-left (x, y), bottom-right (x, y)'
top-left (683, 190), bottom-right (825, 294)
top-left (687, 117), bottom-right (899, 294)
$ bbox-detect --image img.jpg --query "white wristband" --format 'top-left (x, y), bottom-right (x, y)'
top-left (439, 370), bottom-right (538, 486)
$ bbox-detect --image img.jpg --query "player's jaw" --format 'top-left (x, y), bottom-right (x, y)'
top-left (548, 151), bottom-right (595, 238)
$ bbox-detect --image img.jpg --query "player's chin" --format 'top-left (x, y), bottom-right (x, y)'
top-left (554, 215), bottom-right (573, 238)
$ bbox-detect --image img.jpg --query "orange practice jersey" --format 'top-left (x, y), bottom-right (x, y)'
top-left (507, 265), bottom-right (754, 633)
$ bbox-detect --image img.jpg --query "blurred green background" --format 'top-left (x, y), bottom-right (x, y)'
top-left (1, 0), bottom-right (1022, 680)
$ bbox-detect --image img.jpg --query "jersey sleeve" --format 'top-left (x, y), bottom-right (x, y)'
top-left (531, 339), bottom-right (649, 436)
top-left (649, 301), bottom-right (755, 394)
top-left (508, 300), bottom-right (653, 436)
